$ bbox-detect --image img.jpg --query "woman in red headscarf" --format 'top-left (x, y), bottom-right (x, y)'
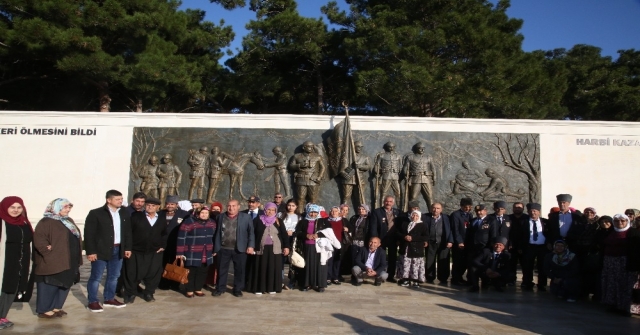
top-left (0, 196), bottom-right (34, 329)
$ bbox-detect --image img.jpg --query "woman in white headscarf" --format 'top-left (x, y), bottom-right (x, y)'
top-left (294, 204), bottom-right (330, 292)
top-left (601, 214), bottom-right (638, 316)
top-left (395, 210), bottom-right (429, 287)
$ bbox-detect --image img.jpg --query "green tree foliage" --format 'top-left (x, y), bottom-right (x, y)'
top-left (0, 0), bottom-right (238, 112)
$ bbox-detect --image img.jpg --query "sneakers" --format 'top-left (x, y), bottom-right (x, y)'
top-left (103, 299), bottom-right (127, 308)
top-left (0, 318), bottom-right (14, 329)
top-left (87, 302), bottom-right (104, 313)
top-left (400, 281), bottom-right (410, 287)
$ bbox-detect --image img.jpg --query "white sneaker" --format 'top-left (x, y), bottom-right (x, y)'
top-left (268, 292), bottom-right (276, 295)
top-left (255, 292), bottom-right (262, 295)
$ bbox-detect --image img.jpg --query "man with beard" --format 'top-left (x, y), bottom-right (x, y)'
top-left (126, 192), bottom-right (146, 216)
top-left (123, 198), bottom-right (166, 303)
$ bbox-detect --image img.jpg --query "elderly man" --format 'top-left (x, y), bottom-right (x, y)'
top-left (242, 195), bottom-right (265, 220)
top-left (424, 202), bottom-right (453, 284)
top-left (548, 194), bottom-right (585, 247)
top-left (469, 236), bottom-right (512, 292)
top-left (213, 199), bottom-right (255, 297)
top-left (352, 237), bottom-right (388, 286)
top-left (450, 198), bottom-right (474, 285)
top-left (488, 201), bottom-right (512, 248)
top-left (123, 198), bottom-right (166, 303)
top-left (518, 202), bottom-right (550, 291)
top-left (370, 195), bottom-right (401, 282)
top-left (158, 195), bottom-right (190, 291)
top-left (466, 204), bottom-right (498, 277)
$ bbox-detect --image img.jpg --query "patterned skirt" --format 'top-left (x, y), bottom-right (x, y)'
top-left (630, 274), bottom-right (640, 315)
top-left (396, 255), bottom-right (426, 282)
top-left (601, 256), bottom-right (637, 312)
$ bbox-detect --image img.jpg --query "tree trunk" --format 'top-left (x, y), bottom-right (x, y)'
top-left (135, 99), bottom-right (143, 113)
top-left (98, 81), bottom-right (111, 113)
top-left (316, 70), bottom-right (324, 114)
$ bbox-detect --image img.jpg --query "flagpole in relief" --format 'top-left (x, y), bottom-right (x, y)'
top-left (342, 102), bottom-right (366, 206)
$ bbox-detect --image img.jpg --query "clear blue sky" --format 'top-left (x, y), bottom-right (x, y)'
top-left (181, 0), bottom-right (640, 60)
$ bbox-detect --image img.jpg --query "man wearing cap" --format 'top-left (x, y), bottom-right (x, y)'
top-left (158, 195), bottom-right (190, 290)
top-left (126, 192), bottom-right (147, 216)
top-left (548, 194), bottom-right (585, 247)
top-left (450, 198), bottom-right (474, 285)
top-left (123, 198), bottom-right (167, 303)
top-left (273, 193), bottom-right (287, 214)
top-left (469, 237), bottom-right (512, 292)
top-left (213, 199), bottom-right (255, 297)
top-left (370, 195), bottom-right (402, 282)
top-left (402, 142), bottom-right (436, 212)
top-left (488, 201), bottom-right (512, 248)
top-left (242, 196), bottom-right (265, 220)
top-left (507, 202), bottom-right (526, 285)
top-left (157, 154), bottom-right (182, 208)
top-left (424, 202), bottom-right (453, 284)
top-left (518, 203), bottom-right (550, 291)
top-left (188, 198), bottom-right (205, 215)
top-left (465, 204), bottom-right (498, 276)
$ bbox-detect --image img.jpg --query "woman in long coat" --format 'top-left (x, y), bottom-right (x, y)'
top-left (294, 204), bottom-right (330, 292)
top-left (176, 207), bottom-right (216, 298)
top-left (601, 213), bottom-right (637, 316)
top-left (0, 196), bottom-right (33, 329)
top-left (33, 198), bottom-right (82, 318)
top-left (396, 210), bottom-right (429, 287)
top-left (246, 202), bottom-right (290, 294)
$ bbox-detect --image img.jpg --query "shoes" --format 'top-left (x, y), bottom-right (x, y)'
top-left (0, 318), bottom-right (13, 329)
top-left (268, 292), bottom-right (276, 295)
top-left (374, 280), bottom-right (382, 287)
top-left (37, 312), bottom-right (59, 319)
top-left (317, 287), bottom-right (325, 293)
top-left (400, 281), bottom-right (410, 287)
top-left (255, 292), bottom-right (262, 295)
top-left (87, 302), bottom-right (104, 313)
top-left (411, 281), bottom-right (420, 287)
top-left (123, 295), bottom-right (136, 304)
top-left (55, 310), bottom-right (67, 317)
top-left (233, 291), bottom-right (243, 297)
top-left (302, 286), bottom-right (311, 291)
top-left (103, 299), bottom-right (126, 308)
top-left (332, 280), bottom-right (341, 285)
top-left (387, 278), bottom-right (397, 283)
top-left (143, 294), bottom-right (156, 302)
top-left (469, 286), bottom-right (480, 292)
top-left (326, 280), bottom-right (332, 286)
top-left (194, 292), bottom-right (205, 297)
top-left (353, 281), bottom-right (362, 287)
top-left (212, 291), bottom-right (223, 297)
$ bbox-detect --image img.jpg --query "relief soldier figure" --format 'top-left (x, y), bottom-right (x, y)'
top-left (403, 142), bottom-right (436, 211)
top-left (206, 147), bottom-right (232, 204)
top-left (288, 141), bottom-right (326, 213)
top-left (374, 142), bottom-right (402, 208)
top-left (479, 168), bottom-right (525, 201)
top-left (264, 146), bottom-right (292, 199)
top-left (339, 141), bottom-right (371, 206)
top-left (139, 155), bottom-right (160, 198)
top-left (157, 153), bottom-right (182, 208)
top-left (187, 146), bottom-right (209, 200)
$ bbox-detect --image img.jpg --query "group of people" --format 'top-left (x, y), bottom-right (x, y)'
top-left (0, 191), bottom-right (638, 330)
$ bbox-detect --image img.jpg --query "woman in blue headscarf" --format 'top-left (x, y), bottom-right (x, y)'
top-left (33, 198), bottom-right (82, 318)
top-left (294, 204), bottom-right (330, 292)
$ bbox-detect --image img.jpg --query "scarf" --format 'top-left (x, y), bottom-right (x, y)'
top-left (328, 206), bottom-right (342, 221)
top-left (613, 213), bottom-right (631, 232)
top-left (551, 241), bottom-right (575, 266)
top-left (260, 202), bottom-right (278, 226)
top-left (43, 198), bottom-right (79, 238)
top-left (408, 210), bottom-right (422, 232)
top-left (306, 204), bottom-right (320, 220)
top-left (0, 196), bottom-right (30, 227)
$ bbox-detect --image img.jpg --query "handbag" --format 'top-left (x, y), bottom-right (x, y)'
top-left (162, 258), bottom-right (190, 284)
top-left (290, 237), bottom-right (306, 268)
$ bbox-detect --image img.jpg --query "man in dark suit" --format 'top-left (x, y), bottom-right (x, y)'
top-left (84, 189), bottom-right (133, 312)
top-left (352, 237), bottom-right (388, 286)
top-left (123, 198), bottom-right (166, 303)
top-left (213, 199), bottom-right (255, 297)
top-left (547, 194), bottom-right (585, 247)
top-left (488, 201), bottom-right (512, 247)
top-left (450, 198), bottom-right (473, 285)
top-left (125, 192), bottom-right (146, 216)
top-left (242, 195), bottom-right (265, 220)
top-left (518, 202), bottom-right (550, 291)
top-left (469, 237), bottom-right (512, 292)
top-left (424, 202), bottom-right (453, 283)
top-left (158, 195), bottom-right (190, 290)
top-left (370, 195), bottom-right (401, 282)
top-left (466, 204), bottom-right (498, 263)
top-left (507, 202), bottom-right (526, 285)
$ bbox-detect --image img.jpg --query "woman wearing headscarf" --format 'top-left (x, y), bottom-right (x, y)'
top-left (544, 240), bottom-right (580, 302)
top-left (0, 197), bottom-right (33, 329)
top-left (322, 206), bottom-right (351, 286)
top-left (627, 214), bottom-right (640, 315)
top-left (246, 202), bottom-right (289, 295)
top-left (176, 206), bottom-right (216, 298)
top-left (294, 204), bottom-right (330, 292)
top-left (33, 198), bottom-right (82, 318)
top-left (348, 204), bottom-right (372, 268)
top-left (625, 209), bottom-right (640, 228)
top-left (601, 214), bottom-right (637, 316)
top-left (396, 210), bottom-right (428, 287)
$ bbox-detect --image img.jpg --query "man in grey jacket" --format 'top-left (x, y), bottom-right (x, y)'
top-left (213, 199), bottom-right (255, 297)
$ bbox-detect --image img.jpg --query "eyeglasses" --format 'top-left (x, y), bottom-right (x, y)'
top-left (274, 196), bottom-right (282, 199)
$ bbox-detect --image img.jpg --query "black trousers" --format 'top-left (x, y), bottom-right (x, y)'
top-left (326, 251), bottom-right (342, 281)
top-left (469, 267), bottom-right (509, 288)
top-left (508, 248), bottom-right (523, 283)
top-left (216, 248), bottom-right (247, 294)
top-left (124, 251), bottom-right (164, 296)
top-left (185, 264), bottom-right (209, 293)
top-left (451, 244), bottom-right (467, 281)
top-left (522, 244), bottom-right (548, 287)
top-left (425, 242), bottom-right (451, 282)
top-left (384, 244), bottom-right (399, 280)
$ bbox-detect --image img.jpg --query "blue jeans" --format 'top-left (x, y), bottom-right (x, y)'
top-left (87, 246), bottom-right (122, 303)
